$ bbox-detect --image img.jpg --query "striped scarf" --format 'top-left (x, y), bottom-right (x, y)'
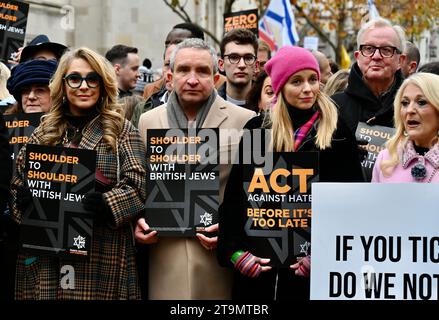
top-left (293, 110), bottom-right (320, 151)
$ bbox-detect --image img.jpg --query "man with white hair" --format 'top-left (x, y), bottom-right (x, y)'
top-left (332, 17), bottom-right (407, 134)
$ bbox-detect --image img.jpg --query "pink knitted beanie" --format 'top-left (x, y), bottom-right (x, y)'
top-left (265, 46), bottom-right (320, 96)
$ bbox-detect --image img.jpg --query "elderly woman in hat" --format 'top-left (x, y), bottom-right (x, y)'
top-left (5, 59), bottom-right (57, 114)
top-left (217, 46), bottom-right (364, 300)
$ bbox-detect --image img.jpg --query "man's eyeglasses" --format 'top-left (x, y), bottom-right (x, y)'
top-left (223, 54), bottom-right (257, 66)
top-left (359, 45), bottom-right (401, 58)
top-left (64, 73), bottom-right (101, 89)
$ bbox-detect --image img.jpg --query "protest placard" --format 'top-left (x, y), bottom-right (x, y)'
top-left (224, 9), bottom-right (258, 35)
top-left (20, 144), bottom-right (96, 260)
top-left (0, 0), bottom-right (28, 61)
top-left (355, 122), bottom-right (395, 181)
top-left (311, 183), bottom-right (439, 300)
top-left (145, 128), bottom-right (219, 236)
top-left (244, 152), bottom-right (318, 266)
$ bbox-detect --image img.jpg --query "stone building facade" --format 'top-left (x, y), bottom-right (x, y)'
top-left (24, 0), bottom-right (257, 70)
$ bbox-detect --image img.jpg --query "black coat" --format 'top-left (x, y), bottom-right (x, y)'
top-left (217, 112), bottom-right (364, 300)
top-left (331, 62), bottom-right (404, 135)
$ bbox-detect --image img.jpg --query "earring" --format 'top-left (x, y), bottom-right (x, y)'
top-left (403, 131), bottom-right (408, 137)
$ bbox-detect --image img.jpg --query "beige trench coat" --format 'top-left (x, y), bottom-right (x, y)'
top-left (138, 94), bottom-right (255, 299)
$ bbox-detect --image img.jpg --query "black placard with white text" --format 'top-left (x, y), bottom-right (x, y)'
top-left (355, 122), bottom-right (395, 181)
top-left (145, 128), bottom-right (220, 237)
top-left (19, 144), bottom-right (96, 260)
top-left (0, 0), bottom-right (28, 61)
top-left (4, 112), bottom-right (42, 172)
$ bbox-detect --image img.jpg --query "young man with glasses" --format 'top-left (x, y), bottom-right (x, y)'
top-left (218, 28), bottom-right (259, 108)
top-left (332, 17), bottom-right (407, 136)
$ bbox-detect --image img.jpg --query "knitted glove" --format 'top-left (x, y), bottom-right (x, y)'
top-left (291, 255), bottom-right (311, 277)
top-left (82, 192), bottom-right (112, 223)
top-left (233, 251), bottom-right (262, 278)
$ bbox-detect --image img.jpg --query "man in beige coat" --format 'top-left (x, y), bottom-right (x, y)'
top-left (135, 38), bottom-right (256, 299)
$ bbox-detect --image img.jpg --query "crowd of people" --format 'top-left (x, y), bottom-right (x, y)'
top-left (0, 15), bottom-right (439, 301)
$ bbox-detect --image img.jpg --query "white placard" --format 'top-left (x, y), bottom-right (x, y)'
top-left (304, 36), bottom-right (319, 51)
top-left (311, 183), bottom-right (439, 300)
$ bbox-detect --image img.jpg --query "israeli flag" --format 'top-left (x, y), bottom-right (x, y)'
top-left (263, 0), bottom-right (299, 47)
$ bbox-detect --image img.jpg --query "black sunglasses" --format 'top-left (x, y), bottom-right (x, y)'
top-left (64, 73), bottom-right (101, 89)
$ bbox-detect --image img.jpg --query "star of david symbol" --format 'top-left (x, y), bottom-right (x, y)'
top-left (73, 235), bottom-right (86, 249)
top-left (300, 241), bottom-right (311, 255)
top-left (200, 212), bottom-right (213, 226)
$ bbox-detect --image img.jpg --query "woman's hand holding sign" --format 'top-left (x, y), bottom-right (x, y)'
top-left (291, 255), bottom-right (311, 277)
top-left (134, 217), bottom-right (158, 244)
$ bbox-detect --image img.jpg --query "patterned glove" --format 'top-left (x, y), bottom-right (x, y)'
top-left (233, 251), bottom-right (262, 278)
top-left (292, 255), bottom-right (311, 277)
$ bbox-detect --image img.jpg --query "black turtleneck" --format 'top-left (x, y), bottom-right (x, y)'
top-left (63, 108), bottom-right (99, 146)
top-left (413, 144), bottom-right (429, 156)
top-left (285, 102), bottom-right (317, 131)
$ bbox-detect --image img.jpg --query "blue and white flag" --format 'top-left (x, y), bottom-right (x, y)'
top-left (261, 0), bottom-right (299, 48)
top-left (368, 0), bottom-right (380, 20)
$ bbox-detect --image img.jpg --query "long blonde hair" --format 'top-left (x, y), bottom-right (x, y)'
top-left (381, 72), bottom-right (439, 176)
top-left (267, 90), bottom-right (338, 152)
top-left (40, 47), bottom-right (123, 152)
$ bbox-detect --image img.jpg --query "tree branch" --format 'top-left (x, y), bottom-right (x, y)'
top-left (163, 0), bottom-right (189, 22)
top-left (162, 0), bottom-right (220, 45)
top-left (293, 3), bottom-right (337, 53)
top-left (176, 0), bottom-right (192, 22)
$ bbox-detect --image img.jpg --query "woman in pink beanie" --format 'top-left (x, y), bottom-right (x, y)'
top-left (218, 45), bottom-right (364, 300)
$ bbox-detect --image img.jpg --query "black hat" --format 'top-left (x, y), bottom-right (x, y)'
top-left (20, 34), bottom-right (67, 62)
top-left (7, 59), bottom-right (58, 101)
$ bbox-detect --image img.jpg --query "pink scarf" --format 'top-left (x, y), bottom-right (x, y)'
top-left (293, 111), bottom-right (320, 151)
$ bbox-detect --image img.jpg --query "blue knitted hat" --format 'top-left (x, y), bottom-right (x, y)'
top-left (7, 59), bottom-right (58, 101)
